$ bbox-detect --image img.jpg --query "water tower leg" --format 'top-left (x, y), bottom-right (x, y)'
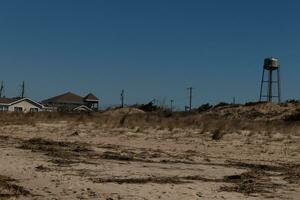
top-left (259, 69), bottom-right (265, 102)
top-left (277, 68), bottom-right (281, 103)
top-left (268, 70), bottom-right (273, 102)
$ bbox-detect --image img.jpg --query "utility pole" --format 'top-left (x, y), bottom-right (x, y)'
top-left (233, 96), bottom-right (236, 105)
top-left (21, 81), bottom-right (25, 98)
top-left (187, 87), bottom-right (193, 111)
top-left (0, 81), bottom-right (4, 98)
top-left (170, 99), bottom-right (174, 112)
top-left (120, 89), bottom-right (125, 108)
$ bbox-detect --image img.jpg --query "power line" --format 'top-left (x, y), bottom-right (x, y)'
top-left (20, 81), bottom-right (25, 98)
top-left (170, 99), bottom-right (174, 112)
top-left (187, 87), bottom-right (193, 111)
top-left (0, 81), bottom-right (4, 98)
top-left (120, 89), bottom-right (125, 108)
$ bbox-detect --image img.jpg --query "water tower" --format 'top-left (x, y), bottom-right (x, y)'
top-left (259, 57), bottom-right (281, 103)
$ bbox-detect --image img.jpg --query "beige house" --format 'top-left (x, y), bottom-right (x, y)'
top-left (0, 97), bottom-right (44, 113)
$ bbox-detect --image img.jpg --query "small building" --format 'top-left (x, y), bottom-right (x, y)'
top-left (0, 97), bottom-right (44, 113)
top-left (42, 92), bottom-right (99, 112)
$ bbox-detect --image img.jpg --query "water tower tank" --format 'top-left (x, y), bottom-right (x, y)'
top-left (264, 57), bottom-right (279, 70)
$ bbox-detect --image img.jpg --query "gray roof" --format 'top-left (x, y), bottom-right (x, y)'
top-left (42, 92), bottom-right (99, 105)
top-left (84, 93), bottom-right (99, 101)
top-left (42, 92), bottom-right (84, 104)
top-left (0, 97), bottom-right (21, 104)
top-left (0, 97), bottom-right (44, 108)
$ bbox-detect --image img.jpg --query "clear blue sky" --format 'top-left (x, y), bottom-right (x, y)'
top-left (0, 0), bottom-right (299, 109)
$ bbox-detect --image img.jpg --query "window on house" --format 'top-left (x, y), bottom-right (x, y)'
top-left (30, 108), bottom-right (38, 112)
top-left (0, 106), bottom-right (8, 112)
top-left (14, 107), bottom-right (23, 112)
